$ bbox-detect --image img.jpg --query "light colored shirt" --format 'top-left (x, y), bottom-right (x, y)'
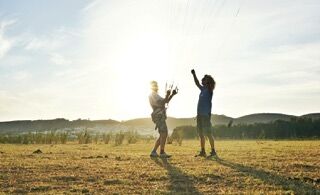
top-left (149, 91), bottom-right (165, 112)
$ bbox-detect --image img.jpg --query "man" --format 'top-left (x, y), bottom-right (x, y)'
top-left (191, 69), bottom-right (217, 158)
top-left (149, 81), bottom-right (177, 158)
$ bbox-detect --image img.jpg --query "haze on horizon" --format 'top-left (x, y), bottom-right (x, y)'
top-left (0, 0), bottom-right (319, 122)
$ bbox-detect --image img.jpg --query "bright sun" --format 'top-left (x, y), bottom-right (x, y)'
top-left (110, 32), bottom-right (174, 119)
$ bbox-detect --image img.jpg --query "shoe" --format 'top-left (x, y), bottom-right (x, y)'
top-left (195, 151), bottom-right (206, 157)
top-left (150, 151), bottom-right (158, 158)
top-left (159, 152), bottom-right (172, 158)
top-left (207, 151), bottom-right (218, 158)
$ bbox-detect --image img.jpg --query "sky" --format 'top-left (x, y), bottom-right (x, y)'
top-left (0, 0), bottom-right (319, 121)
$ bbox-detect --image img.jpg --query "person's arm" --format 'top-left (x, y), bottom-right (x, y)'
top-left (166, 89), bottom-right (178, 103)
top-left (191, 69), bottom-right (201, 89)
top-left (163, 90), bottom-right (171, 104)
top-left (153, 89), bottom-right (178, 107)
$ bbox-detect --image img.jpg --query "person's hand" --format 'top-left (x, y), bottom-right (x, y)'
top-left (191, 69), bottom-right (195, 75)
top-left (172, 90), bottom-right (178, 95)
top-left (172, 89), bottom-right (178, 95)
top-left (166, 90), bottom-right (171, 96)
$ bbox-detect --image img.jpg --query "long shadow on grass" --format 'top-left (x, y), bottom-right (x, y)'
top-left (151, 157), bottom-right (201, 195)
top-left (215, 157), bottom-right (319, 194)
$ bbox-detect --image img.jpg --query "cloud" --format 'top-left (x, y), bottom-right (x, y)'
top-left (50, 53), bottom-right (71, 65)
top-left (82, 0), bottom-right (100, 13)
top-left (1, 1), bottom-right (320, 121)
top-left (0, 34), bottom-right (11, 58)
top-left (12, 71), bottom-right (31, 81)
top-left (75, 0), bottom-right (320, 119)
top-left (0, 19), bottom-right (16, 59)
top-left (24, 36), bottom-right (62, 51)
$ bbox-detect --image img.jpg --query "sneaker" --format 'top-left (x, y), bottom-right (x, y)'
top-left (150, 151), bottom-right (158, 158)
top-left (195, 151), bottom-right (206, 157)
top-left (159, 152), bottom-right (172, 158)
top-left (207, 151), bottom-right (218, 158)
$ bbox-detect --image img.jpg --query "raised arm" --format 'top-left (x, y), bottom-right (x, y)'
top-left (191, 69), bottom-right (201, 89)
top-left (166, 88), bottom-right (178, 103)
top-left (160, 88), bottom-right (178, 105)
top-left (163, 90), bottom-right (171, 104)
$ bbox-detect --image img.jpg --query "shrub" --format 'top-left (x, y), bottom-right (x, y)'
top-left (46, 131), bottom-right (57, 144)
top-left (58, 131), bottom-right (68, 144)
top-left (77, 129), bottom-right (91, 144)
top-left (34, 132), bottom-right (44, 144)
top-left (144, 135), bottom-right (154, 144)
top-left (93, 133), bottom-right (99, 144)
top-left (102, 133), bottom-right (112, 144)
top-left (114, 132), bottom-right (125, 146)
top-left (167, 136), bottom-right (173, 144)
top-left (126, 130), bottom-right (139, 144)
top-left (171, 130), bottom-right (183, 146)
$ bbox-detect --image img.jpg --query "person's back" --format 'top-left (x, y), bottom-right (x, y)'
top-left (149, 91), bottom-right (165, 113)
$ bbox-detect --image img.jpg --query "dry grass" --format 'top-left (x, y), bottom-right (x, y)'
top-left (0, 140), bottom-right (319, 194)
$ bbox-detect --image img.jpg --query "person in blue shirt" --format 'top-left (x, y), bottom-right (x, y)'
top-left (191, 69), bottom-right (217, 158)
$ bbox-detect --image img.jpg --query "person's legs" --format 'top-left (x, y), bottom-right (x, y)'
top-left (159, 131), bottom-right (168, 154)
top-left (152, 137), bottom-right (160, 152)
top-left (207, 135), bottom-right (215, 151)
top-left (207, 134), bottom-right (217, 156)
top-left (195, 115), bottom-right (207, 156)
top-left (194, 134), bottom-right (206, 157)
top-left (200, 135), bottom-right (205, 152)
top-left (157, 119), bottom-right (171, 158)
top-left (205, 120), bottom-right (217, 156)
top-left (150, 137), bottom-right (160, 157)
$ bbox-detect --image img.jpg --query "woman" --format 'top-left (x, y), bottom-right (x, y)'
top-left (191, 69), bottom-right (217, 158)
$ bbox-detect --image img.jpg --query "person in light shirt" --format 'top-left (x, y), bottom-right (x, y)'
top-left (149, 81), bottom-right (177, 158)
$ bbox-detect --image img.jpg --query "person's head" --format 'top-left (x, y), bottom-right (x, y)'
top-left (201, 75), bottom-right (215, 92)
top-left (150, 80), bottom-right (159, 92)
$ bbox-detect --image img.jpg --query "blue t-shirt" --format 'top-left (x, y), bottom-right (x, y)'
top-left (197, 86), bottom-right (213, 116)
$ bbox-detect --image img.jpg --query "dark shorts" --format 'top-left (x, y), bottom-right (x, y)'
top-left (197, 115), bottom-right (213, 137)
top-left (157, 119), bottom-right (168, 133)
top-left (151, 112), bottom-right (168, 134)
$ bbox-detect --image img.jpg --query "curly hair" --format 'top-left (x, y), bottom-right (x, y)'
top-left (204, 75), bottom-right (215, 92)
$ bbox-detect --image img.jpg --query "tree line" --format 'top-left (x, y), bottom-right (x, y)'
top-left (172, 117), bottom-right (320, 140)
top-left (0, 130), bottom-right (144, 145)
top-left (0, 118), bottom-right (119, 134)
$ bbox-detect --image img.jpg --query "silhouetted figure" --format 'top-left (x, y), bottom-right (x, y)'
top-left (191, 69), bottom-right (217, 158)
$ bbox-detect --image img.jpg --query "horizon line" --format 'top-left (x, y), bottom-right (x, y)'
top-left (1, 112), bottom-right (319, 123)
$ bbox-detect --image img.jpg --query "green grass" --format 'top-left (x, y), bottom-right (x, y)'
top-left (0, 140), bottom-right (319, 194)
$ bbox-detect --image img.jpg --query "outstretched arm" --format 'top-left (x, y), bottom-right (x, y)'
top-left (191, 69), bottom-right (201, 89)
top-left (163, 90), bottom-right (171, 104)
top-left (153, 88), bottom-right (178, 107)
top-left (166, 88), bottom-right (178, 103)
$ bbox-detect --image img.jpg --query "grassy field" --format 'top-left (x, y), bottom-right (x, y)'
top-left (0, 140), bottom-right (319, 194)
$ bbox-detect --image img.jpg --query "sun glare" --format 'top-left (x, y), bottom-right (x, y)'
top-left (109, 32), bottom-right (174, 119)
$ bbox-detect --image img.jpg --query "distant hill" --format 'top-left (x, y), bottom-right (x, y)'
top-left (234, 113), bottom-right (295, 124)
top-left (212, 114), bottom-right (233, 125)
top-left (301, 113), bottom-right (320, 120)
top-left (0, 118), bottom-right (121, 134)
top-left (0, 113), bottom-right (318, 134)
top-left (122, 115), bottom-right (232, 131)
